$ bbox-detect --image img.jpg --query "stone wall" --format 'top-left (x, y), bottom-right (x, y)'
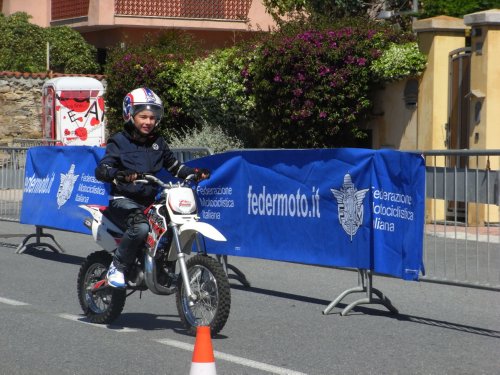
top-left (0, 72), bottom-right (106, 145)
top-left (0, 74), bottom-right (45, 143)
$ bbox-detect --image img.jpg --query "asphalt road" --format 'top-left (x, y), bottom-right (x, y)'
top-left (0, 220), bottom-right (499, 375)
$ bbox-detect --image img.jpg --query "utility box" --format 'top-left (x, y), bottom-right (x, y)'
top-left (42, 77), bottom-right (106, 146)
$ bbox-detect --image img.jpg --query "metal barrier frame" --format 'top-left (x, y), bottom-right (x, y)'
top-left (418, 149), bottom-right (500, 291)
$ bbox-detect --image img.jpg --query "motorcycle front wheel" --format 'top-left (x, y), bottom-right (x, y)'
top-left (77, 250), bottom-right (126, 324)
top-left (176, 254), bottom-right (231, 336)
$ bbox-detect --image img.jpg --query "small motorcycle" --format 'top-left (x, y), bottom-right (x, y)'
top-left (77, 174), bottom-right (231, 335)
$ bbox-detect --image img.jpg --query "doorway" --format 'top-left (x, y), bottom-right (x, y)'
top-left (446, 47), bottom-right (471, 221)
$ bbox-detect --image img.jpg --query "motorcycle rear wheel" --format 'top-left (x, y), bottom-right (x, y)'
top-left (176, 254), bottom-right (231, 336)
top-left (77, 250), bottom-right (126, 324)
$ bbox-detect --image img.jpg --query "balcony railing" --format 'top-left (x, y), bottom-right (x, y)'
top-left (51, 0), bottom-right (252, 21)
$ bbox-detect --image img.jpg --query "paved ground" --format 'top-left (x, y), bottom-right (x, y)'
top-left (0, 220), bottom-right (500, 375)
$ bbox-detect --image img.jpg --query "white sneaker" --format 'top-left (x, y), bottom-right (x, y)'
top-left (107, 263), bottom-right (126, 288)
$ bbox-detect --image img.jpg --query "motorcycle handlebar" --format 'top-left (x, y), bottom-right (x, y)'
top-left (133, 173), bottom-right (195, 188)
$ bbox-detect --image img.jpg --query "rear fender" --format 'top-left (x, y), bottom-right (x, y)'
top-left (79, 204), bottom-right (121, 252)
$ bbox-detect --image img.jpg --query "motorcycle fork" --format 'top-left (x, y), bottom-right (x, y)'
top-left (171, 225), bottom-right (196, 306)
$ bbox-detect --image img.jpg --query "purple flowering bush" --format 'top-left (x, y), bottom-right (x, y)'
top-left (248, 19), bottom-right (413, 148)
top-left (104, 23), bottom-right (421, 149)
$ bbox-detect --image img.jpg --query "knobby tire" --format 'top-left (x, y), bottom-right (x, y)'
top-left (176, 254), bottom-right (231, 336)
top-left (77, 250), bottom-right (126, 324)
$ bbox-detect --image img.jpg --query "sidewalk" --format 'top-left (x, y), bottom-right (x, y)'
top-left (425, 223), bottom-right (500, 243)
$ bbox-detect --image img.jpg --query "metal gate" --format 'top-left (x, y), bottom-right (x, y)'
top-left (446, 47), bottom-right (471, 221)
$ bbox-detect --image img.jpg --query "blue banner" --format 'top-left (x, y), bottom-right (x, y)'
top-left (21, 146), bottom-right (108, 234)
top-left (20, 147), bottom-right (425, 280)
top-left (188, 149), bottom-right (425, 281)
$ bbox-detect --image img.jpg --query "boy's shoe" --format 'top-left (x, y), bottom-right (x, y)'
top-left (106, 263), bottom-right (126, 288)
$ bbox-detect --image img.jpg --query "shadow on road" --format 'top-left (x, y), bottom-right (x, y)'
top-left (14, 246), bottom-right (86, 265)
top-left (112, 312), bottom-right (229, 339)
top-left (115, 312), bottom-right (184, 331)
top-left (231, 284), bottom-right (500, 339)
top-left (396, 314), bottom-right (500, 338)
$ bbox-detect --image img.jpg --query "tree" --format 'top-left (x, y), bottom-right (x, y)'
top-left (262, 0), bottom-right (412, 22)
top-left (0, 12), bottom-right (98, 73)
top-left (419, 0), bottom-right (500, 18)
top-left (104, 31), bottom-right (200, 135)
top-left (46, 26), bottom-right (99, 73)
top-left (0, 12), bottom-right (45, 72)
top-left (175, 47), bottom-right (256, 146)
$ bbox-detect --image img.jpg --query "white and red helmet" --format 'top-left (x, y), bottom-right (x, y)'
top-left (123, 87), bottom-right (164, 127)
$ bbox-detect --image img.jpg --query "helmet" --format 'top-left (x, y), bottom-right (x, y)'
top-left (123, 88), bottom-right (164, 127)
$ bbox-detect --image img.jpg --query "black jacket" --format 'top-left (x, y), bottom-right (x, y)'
top-left (95, 130), bottom-right (195, 205)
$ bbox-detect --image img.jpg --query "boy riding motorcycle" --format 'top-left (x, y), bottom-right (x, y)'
top-left (95, 87), bottom-right (209, 288)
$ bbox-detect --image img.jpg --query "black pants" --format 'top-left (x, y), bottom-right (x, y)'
top-left (108, 198), bottom-right (149, 272)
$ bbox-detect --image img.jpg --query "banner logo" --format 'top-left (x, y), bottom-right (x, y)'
top-left (331, 173), bottom-right (369, 241)
top-left (56, 164), bottom-right (79, 208)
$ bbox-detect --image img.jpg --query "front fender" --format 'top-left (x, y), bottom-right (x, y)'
top-left (179, 221), bottom-right (226, 242)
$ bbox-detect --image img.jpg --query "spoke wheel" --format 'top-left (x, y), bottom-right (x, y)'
top-left (77, 251), bottom-right (126, 324)
top-left (176, 255), bottom-right (231, 336)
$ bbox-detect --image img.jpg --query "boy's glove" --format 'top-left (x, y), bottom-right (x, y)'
top-left (194, 168), bottom-right (211, 182)
top-left (115, 170), bottom-right (138, 182)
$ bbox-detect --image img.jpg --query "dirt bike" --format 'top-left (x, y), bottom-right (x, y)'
top-left (76, 174), bottom-right (231, 336)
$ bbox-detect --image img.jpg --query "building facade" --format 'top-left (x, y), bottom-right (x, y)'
top-left (1, 0), bottom-right (276, 50)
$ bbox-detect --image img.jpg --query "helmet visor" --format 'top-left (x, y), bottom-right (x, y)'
top-left (132, 104), bottom-right (164, 123)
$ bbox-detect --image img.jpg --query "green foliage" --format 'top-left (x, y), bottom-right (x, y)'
top-left (104, 31), bottom-right (200, 135)
top-left (263, 1), bottom-right (413, 22)
top-left (264, 0), bottom-right (500, 22)
top-left (419, 0), bottom-right (500, 18)
top-left (0, 12), bottom-right (98, 73)
top-left (175, 47), bottom-right (255, 146)
top-left (167, 121), bottom-right (243, 153)
top-left (46, 27), bottom-right (99, 73)
top-left (371, 42), bottom-right (427, 81)
top-left (103, 15), bottom-right (426, 150)
top-left (0, 13), bottom-right (45, 72)
top-left (247, 18), bottom-right (414, 148)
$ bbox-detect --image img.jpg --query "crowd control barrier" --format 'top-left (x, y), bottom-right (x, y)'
top-left (1, 144), bottom-right (212, 249)
top-left (18, 146), bottom-right (427, 315)
top-left (1, 145), bottom-right (498, 300)
top-left (0, 145), bottom-right (27, 222)
top-left (419, 150), bottom-right (500, 291)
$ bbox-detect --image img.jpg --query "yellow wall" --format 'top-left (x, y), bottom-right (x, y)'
top-left (484, 27), bottom-right (500, 222)
top-left (412, 13), bottom-right (500, 225)
top-left (465, 12), bottom-right (500, 223)
top-left (415, 32), bottom-right (435, 151)
top-left (471, 26), bottom-right (500, 151)
top-left (368, 80), bottom-right (417, 150)
top-left (413, 23), bottom-right (467, 150)
top-left (413, 18), bottom-right (468, 222)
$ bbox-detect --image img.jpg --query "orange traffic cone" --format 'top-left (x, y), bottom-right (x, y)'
top-left (189, 326), bottom-right (216, 375)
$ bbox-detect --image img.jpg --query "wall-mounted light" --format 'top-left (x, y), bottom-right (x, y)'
top-left (465, 89), bottom-right (485, 125)
top-left (471, 27), bottom-right (482, 37)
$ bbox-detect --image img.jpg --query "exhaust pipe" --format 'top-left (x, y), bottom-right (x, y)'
top-left (144, 254), bottom-right (176, 295)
